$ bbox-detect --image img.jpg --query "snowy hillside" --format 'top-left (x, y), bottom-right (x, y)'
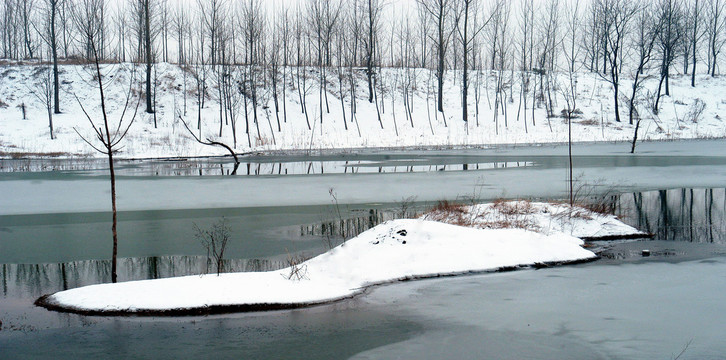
top-left (1, 62), bottom-right (725, 159)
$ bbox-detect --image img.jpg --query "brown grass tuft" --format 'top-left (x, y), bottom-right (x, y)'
top-left (491, 199), bottom-right (535, 216)
top-left (430, 200), bottom-right (466, 213)
top-left (483, 218), bottom-right (540, 232)
top-left (424, 200), bottom-right (470, 226)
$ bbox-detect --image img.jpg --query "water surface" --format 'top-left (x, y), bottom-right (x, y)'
top-left (2, 140), bottom-right (726, 358)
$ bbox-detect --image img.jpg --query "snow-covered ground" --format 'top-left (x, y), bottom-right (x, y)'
top-left (38, 202), bottom-right (644, 315)
top-left (2, 62), bottom-right (725, 159)
top-left (421, 201), bottom-right (647, 240)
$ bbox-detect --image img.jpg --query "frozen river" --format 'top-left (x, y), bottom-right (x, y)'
top-left (1, 139), bottom-right (726, 358)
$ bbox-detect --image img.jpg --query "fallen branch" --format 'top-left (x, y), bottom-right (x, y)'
top-left (178, 114), bottom-right (239, 165)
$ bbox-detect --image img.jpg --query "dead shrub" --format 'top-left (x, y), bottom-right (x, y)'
top-left (284, 250), bottom-right (309, 281)
top-left (194, 218), bottom-right (232, 276)
top-left (579, 200), bottom-right (616, 216)
top-left (568, 177), bottom-right (618, 216)
top-left (576, 118), bottom-right (599, 126)
top-left (396, 196), bottom-right (419, 219)
top-left (685, 98), bottom-right (706, 123)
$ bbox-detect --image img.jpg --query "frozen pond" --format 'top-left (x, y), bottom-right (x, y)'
top-left (3, 139), bottom-right (726, 216)
top-left (2, 139), bottom-right (726, 358)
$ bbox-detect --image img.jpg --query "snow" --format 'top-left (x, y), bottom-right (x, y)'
top-left (2, 63), bottom-right (725, 159)
top-left (421, 201), bottom-right (647, 240)
top-left (40, 204), bottom-right (643, 314)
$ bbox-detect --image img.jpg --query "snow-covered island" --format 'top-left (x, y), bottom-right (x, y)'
top-left (36, 201), bottom-right (646, 315)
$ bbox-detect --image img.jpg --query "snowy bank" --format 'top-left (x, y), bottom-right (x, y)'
top-left (37, 206), bottom-right (644, 315)
top-left (3, 63), bottom-right (726, 159)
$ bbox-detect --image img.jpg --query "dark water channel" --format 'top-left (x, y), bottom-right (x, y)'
top-left (2, 140), bottom-right (726, 359)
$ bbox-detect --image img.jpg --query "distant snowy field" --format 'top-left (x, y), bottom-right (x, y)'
top-left (1, 62), bottom-right (725, 159)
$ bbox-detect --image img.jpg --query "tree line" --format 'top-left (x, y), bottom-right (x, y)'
top-left (3, 0), bottom-right (726, 134)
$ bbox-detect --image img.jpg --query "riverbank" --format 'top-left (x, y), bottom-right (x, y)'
top-left (2, 63), bottom-right (725, 159)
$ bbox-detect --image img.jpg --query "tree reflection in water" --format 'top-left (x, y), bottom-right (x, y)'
top-left (620, 188), bottom-right (725, 243)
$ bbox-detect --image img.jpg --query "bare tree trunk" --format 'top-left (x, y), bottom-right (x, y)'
top-left (692, 0), bottom-right (700, 87)
top-left (145, 0), bottom-right (153, 113)
top-left (51, 0), bottom-right (60, 114)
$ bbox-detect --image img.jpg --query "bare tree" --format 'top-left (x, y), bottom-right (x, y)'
top-left (517, 0), bottom-right (535, 131)
top-left (561, 0), bottom-right (582, 205)
top-left (535, 0), bottom-right (561, 122)
top-left (33, 0), bottom-right (62, 114)
top-left (684, 0), bottom-right (705, 86)
top-left (598, 0), bottom-right (639, 124)
top-left (293, 2), bottom-right (312, 130)
top-left (113, 3), bottom-right (127, 61)
top-left (583, 0), bottom-right (605, 73)
top-left (72, 0), bottom-right (140, 284)
top-left (346, 0), bottom-right (363, 134)
top-left (456, 0), bottom-right (489, 128)
top-left (240, 0), bottom-right (264, 143)
top-left (128, 0), bottom-right (158, 113)
top-left (484, 0), bottom-right (512, 131)
top-left (278, 5), bottom-right (291, 125)
top-left (306, 0), bottom-right (332, 124)
top-left (77, 0), bottom-right (106, 61)
top-left (1, 0), bottom-right (15, 58)
top-left (363, 0), bottom-right (385, 105)
top-left (629, 3), bottom-right (659, 127)
top-left (28, 65), bottom-right (55, 139)
top-left (58, 0), bottom-right (72, 58)
top-left (653, 0), bottom-right (683, 113)
top-left (159, 0), bottom-right (168, 63)
top-left (172, 3), bottom-right (187, 64)
top-left (416, 0), bottom-right (454, 113)
top-left (21, 0), bottom-right (36, 59)
top-left (706, 0), bottom-right (726, 76)
top-left (194, 218), bottom-right (231, 276)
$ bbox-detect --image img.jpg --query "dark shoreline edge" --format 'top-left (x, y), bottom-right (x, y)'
top-left (5, 137), bottom-right (726, 161)
top-left (581, 233), bottom-right (655, 241)
top-left (34, 257), bottom-right (598, 317)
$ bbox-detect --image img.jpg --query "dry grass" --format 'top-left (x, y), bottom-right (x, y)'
top-left (424, 199), bottom-right (540, 232)
top-left (0, 151), bottom-right (69, 159)
top-left (483, 218), bottom-right (540, 232)
top-left (424, 200), bottom-right (470, 226)
top-left (576, 118), bottom-right (600, 126)
top-left (578, 200), bottom-right (616, 216)
top-left (491, 198), bottom-right (536, 216)
top-left (255, 136), bottom-right (272, 147)
top-left (430, 200), bottom-right (466, 213)
top-left (550, 202), bottom-right (595, 220)
top-left (487, 199), bottom-right (540, 231)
